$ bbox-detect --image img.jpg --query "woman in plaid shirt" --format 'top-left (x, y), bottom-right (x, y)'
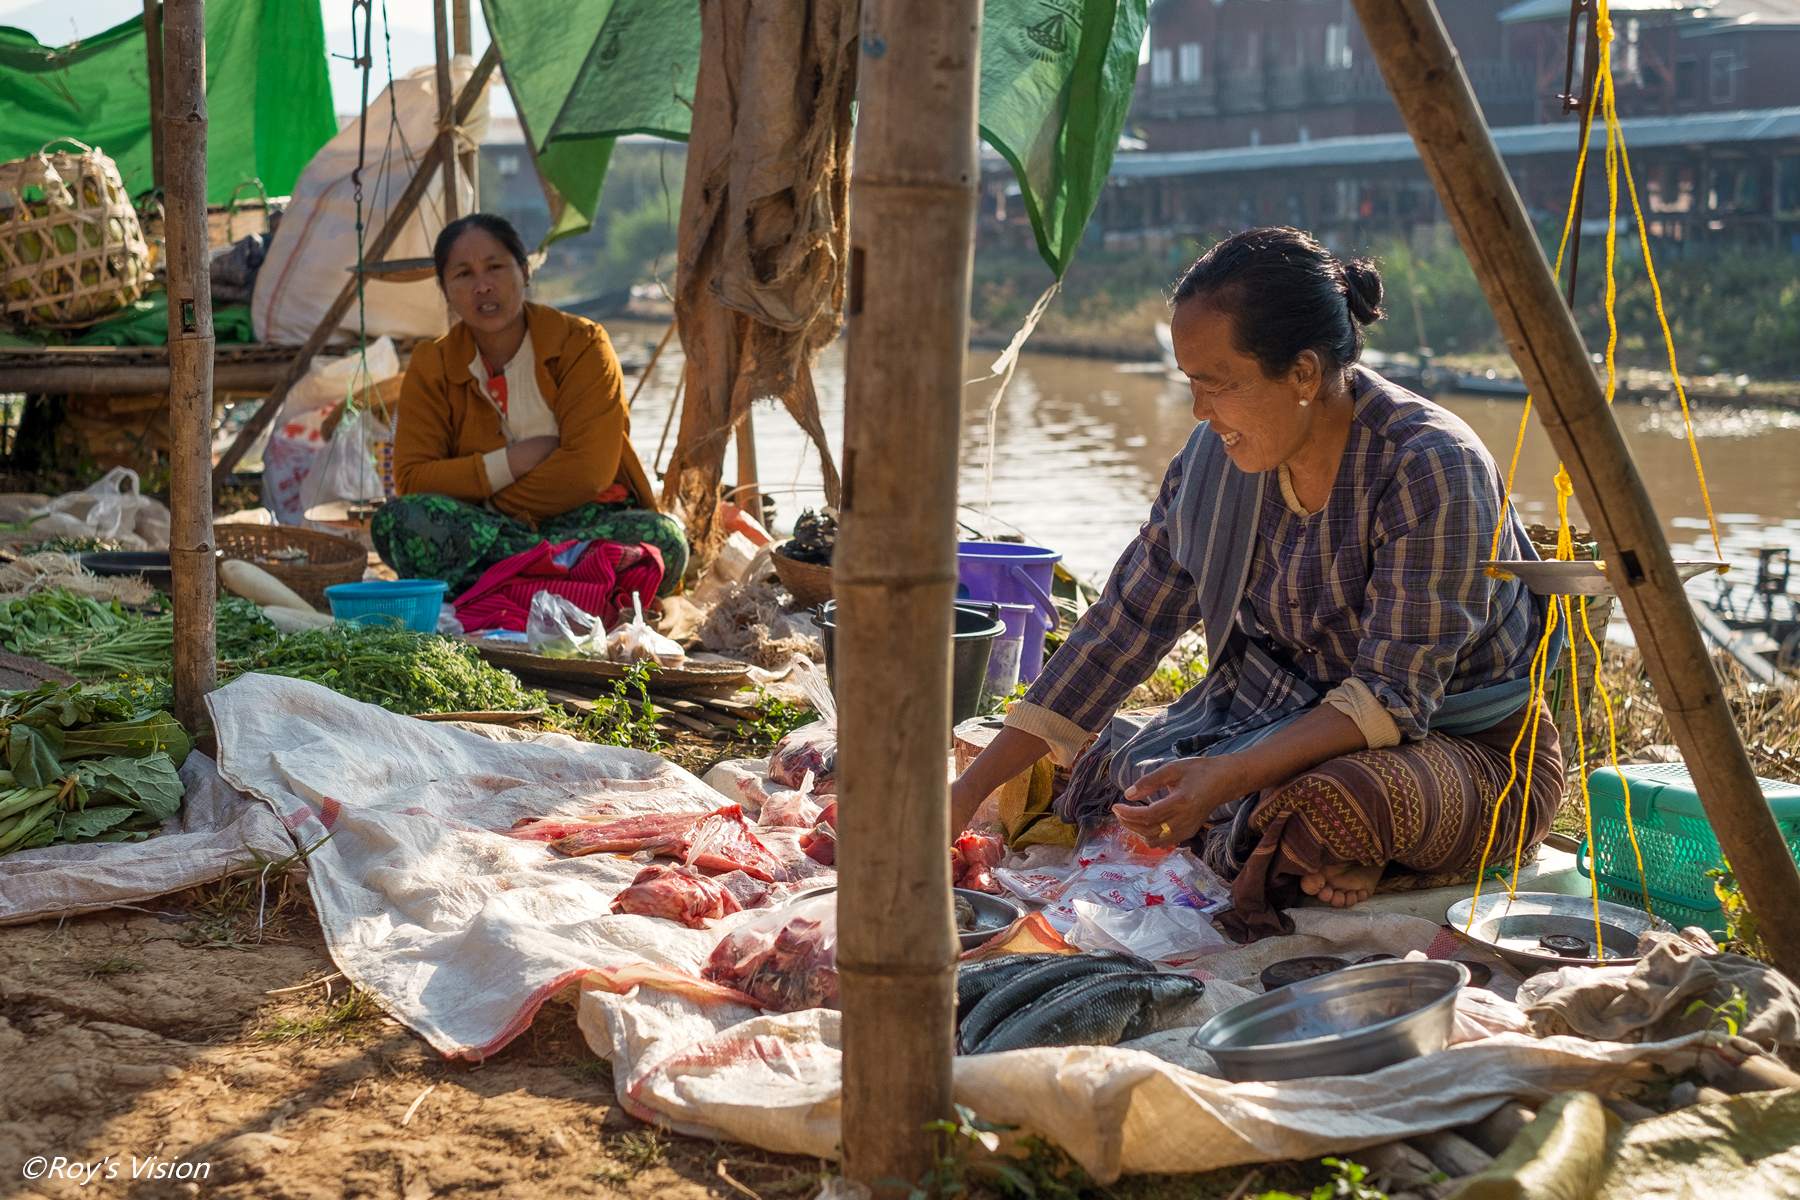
top-left (952, 228), bottom-right (1563, 942)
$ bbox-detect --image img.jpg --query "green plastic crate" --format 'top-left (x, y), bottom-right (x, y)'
top-left (1581, 763), bottom-right (1800, 939)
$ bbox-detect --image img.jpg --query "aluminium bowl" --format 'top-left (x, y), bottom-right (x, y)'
top-left (791, 885), bottom-right (1020, 951)
top-left (1446, 891), bottom-right (1674, 975)
top-left (1193, 959), bottom-right (1469, 1083)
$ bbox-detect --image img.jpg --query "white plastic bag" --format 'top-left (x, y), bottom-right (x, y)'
top-left (1068, 898), bottom-right (1235, 963)
top-left (606, 591), bottom-right (686, 667)
top-left (25, 467), bottom-right (169, 550)
top-left (526, 592), bottom-right (604, 658)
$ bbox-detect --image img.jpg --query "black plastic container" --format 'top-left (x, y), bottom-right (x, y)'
top-left (79, 551), bottom-right (173, 594)
top-left (815, 599), bottom-right (1005, 726)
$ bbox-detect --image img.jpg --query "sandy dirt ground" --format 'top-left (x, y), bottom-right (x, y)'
top-left (0, 879), bottom-right (1319, 1200)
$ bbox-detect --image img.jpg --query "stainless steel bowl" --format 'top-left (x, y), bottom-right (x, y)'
top-left (1193, 959), bottom-right (1469, 1082)
top-left (790, 885), bottom-right (1020, 951)
top-left (1446, 891), bottom-right (1674, 975)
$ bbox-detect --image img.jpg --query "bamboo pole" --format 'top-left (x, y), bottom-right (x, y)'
top-left (162, 0), bottom-right (215, 733)
top-left (452, 0), bottom-right (477, 199)
top-left (836, 0), bottom-right (982, 1191)
top-left (211, 45), bottom-right (497, 487)
top-left (1351, 0), bottom-right (1800, 975)
top-left (433, 0), bottom-right (458, 224)
top-left (142, 0), bottom-right (164, 192)
top-left (735, 408), bottom-right (759, 532)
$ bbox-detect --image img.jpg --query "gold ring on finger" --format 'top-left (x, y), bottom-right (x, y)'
top-left (1159, 821), bottom-right (1171, 839)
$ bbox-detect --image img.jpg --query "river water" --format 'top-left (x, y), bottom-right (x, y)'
top-left (614, 321), bottom-right (1800, 614)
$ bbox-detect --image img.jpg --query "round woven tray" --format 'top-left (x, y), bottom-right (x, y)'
top-left (771, 544), bottom-right (832, 609)
top-left (216, 525), bottom-right (367, 609)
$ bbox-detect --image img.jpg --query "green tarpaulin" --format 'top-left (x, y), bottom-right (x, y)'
top-left (483, 0), bottom-right (1147, 277)
top-left (0, 0), bottom-right (336, 204)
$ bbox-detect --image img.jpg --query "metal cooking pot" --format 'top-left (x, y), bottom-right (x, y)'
top-left (1194, 959), bottom-right (1469, 1082)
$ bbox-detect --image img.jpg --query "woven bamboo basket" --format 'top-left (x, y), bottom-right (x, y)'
top-left (216, 525), bottom-right (367, 610)
top-left (771, 543), bottom-right (833, 608)
top-left (0, 141), bottom-right (152, 328)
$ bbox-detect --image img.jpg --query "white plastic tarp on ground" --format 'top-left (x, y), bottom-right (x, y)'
top-left (0, 751), bottom-right (294, 926)
top-left (210, 675), bottom-right (1717, 1180)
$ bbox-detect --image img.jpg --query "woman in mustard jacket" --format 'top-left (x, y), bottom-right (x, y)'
top-left (372, 214), bottom-right (687, 595)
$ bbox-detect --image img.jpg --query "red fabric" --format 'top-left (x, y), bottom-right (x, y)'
top-left (481, 354), bottom-right (510, 417)
top-left (453, 538), bottom-right (665, 633)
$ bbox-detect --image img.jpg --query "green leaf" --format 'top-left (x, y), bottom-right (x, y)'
top-left (61, 712), bottom-right (192, 768)
top-left (57, 805), bottom-right (134, 840)
top-left (77, 754), bottom-right (185, 821)
top-left (8, 723), bottom-right (65, 788)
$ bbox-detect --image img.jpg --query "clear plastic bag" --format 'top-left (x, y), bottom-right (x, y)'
top-left (701, 893), bottom-right (839, 1012)
top-left (757, 780), bottom-right (823, 829)
top-left (25, 467), bottom-right (168, 550)
top-left (769, 657), bottom-right (838, 787)
top-left (525, 591), bottom-right (604, 659)
top-left (605, 590), bottom-right (686, 667)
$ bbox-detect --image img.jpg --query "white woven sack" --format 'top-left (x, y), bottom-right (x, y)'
top-left (252, 61), bottom-right (490, 345)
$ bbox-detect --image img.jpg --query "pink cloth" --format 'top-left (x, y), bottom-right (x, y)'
top-left (453, 539), bottom-right (665, 633)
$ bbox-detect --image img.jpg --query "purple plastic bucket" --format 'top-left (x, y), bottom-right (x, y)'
top-left (956, 541), bottom-right (1061, 683)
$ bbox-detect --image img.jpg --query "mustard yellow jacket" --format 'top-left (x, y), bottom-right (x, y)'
top-left (392, 302), bottom-right (657, 522)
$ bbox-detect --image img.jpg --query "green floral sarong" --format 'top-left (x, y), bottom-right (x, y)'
top-left (372, 494), bottom-right (689, 597)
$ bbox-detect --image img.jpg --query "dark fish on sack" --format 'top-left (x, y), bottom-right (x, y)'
top-left (957, 951), bottom-right (1158, 1050)
top-left (955, 953), bottom-right (1061, 1023)
top-left (970, 971), bottom-right (1206, 1055)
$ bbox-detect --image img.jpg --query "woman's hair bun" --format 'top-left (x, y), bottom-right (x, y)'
top-left (1343, 257), bottom-right (1385, 326)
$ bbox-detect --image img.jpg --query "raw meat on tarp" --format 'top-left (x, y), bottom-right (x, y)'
top-left (799, 800), bottom-right (836, 866)
top-left (769, 719), bottom-right (836, 788)
top-left (759, 783), bottom-right (823, 829)
top-left (610, 864), bottom-right (742, 928)
top-left (953, 832), bottom-right (1005, 894)
top-left (504, 803), bottom-right (787, 882)
top-left (684, 806), bottom-right (788, 882)
top-left (702, 894), bottom-right (838, 1012)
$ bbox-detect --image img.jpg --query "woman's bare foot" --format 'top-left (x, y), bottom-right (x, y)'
top-left (1299, 861), bottom-right (1385, 908)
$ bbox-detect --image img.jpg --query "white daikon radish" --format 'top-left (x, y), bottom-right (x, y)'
top-left (261, 605), bottom-right (336, 634)
top-left (220, 558), bottom-right (317, 612)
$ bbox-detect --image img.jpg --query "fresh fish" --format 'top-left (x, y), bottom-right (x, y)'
top-left (1119, 973), bottom-right (1208, 1042)
top-left (955, 953), bottom-right (1059, 1025)
top-left (956, 951), bottom-right (1156, 1051)
top-left (972, 971), bottom-right (1204, 1054)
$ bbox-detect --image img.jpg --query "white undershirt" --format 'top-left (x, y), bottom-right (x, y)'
top-left (471, 330), bottom-right (557, 492)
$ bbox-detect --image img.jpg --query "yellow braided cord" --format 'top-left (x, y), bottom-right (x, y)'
top-left (1508, 598), bottom-right (1558, 895)
top-left (1579, 593), bottom-right (1652, 911)
top-left (1464, 595), bottom-right (1561, 926)
top-left (1564, 593), bottom-right (1607, 952)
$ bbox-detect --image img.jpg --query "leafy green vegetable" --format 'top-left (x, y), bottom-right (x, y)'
top-left (78, 755), bottom-right (184, 822)
top-left (231, 621), bottom-right (546, 716)
top-left (57, 804), bottom-right (134, 840)
top-left (8, 722), bottom-right (64, 787)
top-left (62, 713), bottom-right (191, 767)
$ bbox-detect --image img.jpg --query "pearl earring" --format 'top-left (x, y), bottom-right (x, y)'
top-left (1298, 398), bottom-right (1310, 407)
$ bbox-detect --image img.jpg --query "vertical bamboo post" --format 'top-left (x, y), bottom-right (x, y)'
top-left (433, 0), bottom-right (458, 223)
top-left (1351, 0), bottom-right (1800, 975)
top-left (735, 409), bottom-right (760, 532)
top-left (452, 0), bottom-right (477, 201)
top-left (142, 0), bottom-right (164, 192)
top-left (836, 0), bottom-right (982, 1191)
top-left (163, 0), bottom-right (216, 733)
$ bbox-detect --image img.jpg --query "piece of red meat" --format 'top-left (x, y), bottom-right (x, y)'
top-left (799, 800), bottom-right (837, 865)
top-left (703, 905), bottom-right (838, 1011)
top-left (609, 864), bottom-right (742, 928)
top-left (769, 720), bottom-right (836, 788)
top-left (685, 806), bottom-right (788, 882)
top-left (519, 809), bottom-right (713, 855)
top-left (952, 832), bottom-right (1005, 894)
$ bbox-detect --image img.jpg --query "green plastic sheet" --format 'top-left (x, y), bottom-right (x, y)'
top-left (482, 0), bottom-right (1147, 277)
top-left (0, 0), bottom-right (336, 203)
